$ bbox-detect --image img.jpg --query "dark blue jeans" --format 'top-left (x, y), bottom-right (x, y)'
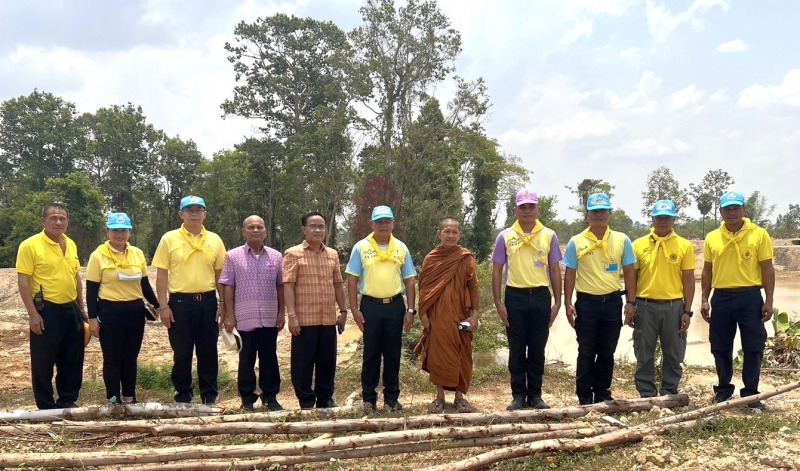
top-left (504, 286), bottom-right (551, 401)
top-left (360, 296), bottom-right (405, 406)
top-left (167, 295), bottom-right (219, 404)
top-left (709, 288), bottom-right (766, 399)
top-left (238, 327), bottom-right (281, 406)
top-left (574, 292), bottom-right (623, 404)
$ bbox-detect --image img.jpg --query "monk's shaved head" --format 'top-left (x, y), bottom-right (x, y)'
top-left (438, 217), bottom-right (461, 230)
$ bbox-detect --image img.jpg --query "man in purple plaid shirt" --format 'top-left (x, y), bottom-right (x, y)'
top-left (219, 215), bottom-right (285, 412)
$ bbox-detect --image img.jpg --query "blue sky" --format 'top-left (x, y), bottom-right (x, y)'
top-left (1, 0), bottom-right (798, 223)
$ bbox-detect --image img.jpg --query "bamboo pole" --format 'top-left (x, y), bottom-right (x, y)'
top-left (0, 403), bottom-right (223, 423)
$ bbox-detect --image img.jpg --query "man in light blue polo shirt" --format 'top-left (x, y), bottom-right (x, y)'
top-left (346, 206), bottom-right (416, 412)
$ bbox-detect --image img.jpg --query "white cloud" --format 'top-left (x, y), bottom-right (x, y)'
top-left (607, 71), bottom-right (663, 113)
top-left (669, 84), bottom-right (705, 110)
top-left (562, 20), bottom-right (593, 44)
top-left (716, 38), bottom-right (748, 53)
top-left (619, 47), bottom-right (639, 60)
top-left (645, 0), bottom-right (730, 42)
top-left (709, 89), bottom-right (729, 103)
top-left (602, 138), bottom-right (693, 157)
top-left (738, 69), bottom-right (800, 108)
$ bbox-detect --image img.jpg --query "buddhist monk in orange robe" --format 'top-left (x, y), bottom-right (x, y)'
top-left (415, 218), bottom-right (479, 413)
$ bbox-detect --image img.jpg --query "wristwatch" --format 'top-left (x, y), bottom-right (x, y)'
top-left (406, 309), bottom-right (417, 315)
top-left (683, 310), bottom-right (694, 317)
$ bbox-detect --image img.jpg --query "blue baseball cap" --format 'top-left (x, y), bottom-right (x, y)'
top-left (652, 199), bottom-right (677, 218)
top-left (371, 205), bottom-right (394, 221)
top-left (719, 191), bottom-right (745, 208)
top-left (180, 195), bottom-right (206, 210)
top-left (106, 212), bottom-right (133, 229)
top-left (586, 193), bottom-right (612, 211)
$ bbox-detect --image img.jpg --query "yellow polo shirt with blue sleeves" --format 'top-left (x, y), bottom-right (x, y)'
top-left (633, 231), bottom-right (695, 299)
top-left (86, 242), bottom-right (148, 301)
top-left (16, 231), bottom-right (80, 304)
top-left (703, 219), bottom-right (772, 289)
top-left (564, 228), bottom-right (635, 295)
top-left (152, 225), bottom-right (226, 293)
top-left (491, 226), bottom-right (562, 287)
top-left (345, 238), bottom-right (416, 298)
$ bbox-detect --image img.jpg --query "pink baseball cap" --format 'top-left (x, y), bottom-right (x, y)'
top-left (515, 189), bottom-right (539, 206)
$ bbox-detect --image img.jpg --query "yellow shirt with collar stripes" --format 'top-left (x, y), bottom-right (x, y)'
top-left (152, 227), bottom-right (226, 293)
top-left (703, 224), bottom-right (772, 289)
top-left (16, 231), bottom-right (80, 304)
top-left (633, 232), bottom-right (695, 300)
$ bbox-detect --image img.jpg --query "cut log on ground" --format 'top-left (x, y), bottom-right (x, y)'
top-left (0, 394), bottom-right (687, 437)
top-left (0, 403), bottom-right (223, 423)
top-left (425, 381), bottom-right (800, 471)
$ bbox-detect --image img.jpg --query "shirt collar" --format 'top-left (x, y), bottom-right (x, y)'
top-left (302, 240), bottom-right (327, 252)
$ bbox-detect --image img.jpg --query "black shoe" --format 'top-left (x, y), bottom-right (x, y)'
top-left (202, 397), bottom-right (217, 406)
top-left (317, 398), bottom-right (338, 409)
top-left (594, 395), bottom-right (614, 403)
top-left (713, 393), bottom-right (733, 403)
top-left (527, 397), bottom-right (551, 409)
top-left (242, 403), bottom-right (255, 412)
top-left (264, 398), bottom-right (283, 412)
top-left (506, 397), bottom-right (526, 411)
top-left (746, 400), bottom-right (766, 410)
top-left (362, 401), bottom-right (377, 413)
top-left (60, 402), bottom-right (79, 409)
top-left (384, 401), bottom-right (404, 411)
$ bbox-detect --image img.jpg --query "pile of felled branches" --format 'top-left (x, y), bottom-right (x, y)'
top-left (0, 382), bottom-right (797, 471)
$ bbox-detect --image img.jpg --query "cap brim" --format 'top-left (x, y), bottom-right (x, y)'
top-left (720, 201), bottom-right (743, 208)
top-left (107, 224), bottom-right (132, 229)
top-left (371, 217), bottom-right (394, 221)
top-left (587, 205), bottom-right (612, 211)
top-left (652, 211), bottom-right (677, 217)
top-left (516, 199), bottom-right (538, 206)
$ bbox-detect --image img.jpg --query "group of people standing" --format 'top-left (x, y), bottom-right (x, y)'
top-left (16, 187), bottom-right (775, 413)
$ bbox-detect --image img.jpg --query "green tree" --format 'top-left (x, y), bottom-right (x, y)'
top-left (349, 0), bottom-right (461, 169)
top-left (696, 193), bottom-right (714, 237)
top-left (0, 90), bottom-right (85, 203)
top-left (77, 104), bottom-right (164, 216)
top-left (745, 191), bottom-right (776, 228)
top-left (640, 166), bottom-right (691, 218)
top-left (689, 169), bottom-right (735, 225)
top-left (565, 179), bottom-right (615, 216)
top-left (774, 204), bottom-right (800, 238)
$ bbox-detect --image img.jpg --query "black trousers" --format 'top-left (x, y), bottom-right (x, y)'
top-left (98, 300), bottom-right (146, 400)
top-left (167, 295), bottom-right (218, 403)
top-left (709, 288), bottom-right (766, 399)
top-left (291, 325), bottom-right (337, 408)
top-left (30, 301), bottom-right (85, 410)
top-left (238, 327), bottom-right (281, 406)
top-left (574, 293), bottom-right (623, 404)
top-left (504, 287), bottom-right (551, 400)
top-left (360, 296), bottom-right (405, 405)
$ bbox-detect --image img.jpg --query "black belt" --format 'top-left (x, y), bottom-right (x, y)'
top-left (170, 291), bottom-right (216, 302)
top-left (715, 286), bottom-right (761, 293)
top-left (577, 291), bottom-right (622, 303)
top-left (506, 286), bottom-right (550, 295)
top-left (44, 300), bottom-right (76, 309)
top-left (637, 298), bottom-right (682, 304)
top-left (362, 293), bottom-right (402, 304)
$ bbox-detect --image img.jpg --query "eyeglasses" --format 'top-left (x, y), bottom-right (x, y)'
top-left (373, 219), bottom-right (393, 225)
top-left (306, 224), bottom-right (326, 231)
top-left (182, 208), bottom-right (206, 214)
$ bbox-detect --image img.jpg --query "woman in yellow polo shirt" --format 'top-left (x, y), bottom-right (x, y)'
top-left (86, 213), bottom-right (159, 404)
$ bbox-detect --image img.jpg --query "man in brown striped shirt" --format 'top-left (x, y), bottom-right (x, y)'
top-left (282, 211), bottom-right (347, 409)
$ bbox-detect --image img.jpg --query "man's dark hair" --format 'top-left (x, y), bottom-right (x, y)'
top-left (42, 203), bottom-right (69, 218)
top-left (438, 217), bottom-right (461, 230)
top-left (302, 211), bottom-right (326, 226)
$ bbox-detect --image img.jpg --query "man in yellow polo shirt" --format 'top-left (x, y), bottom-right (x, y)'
top-left (632, 200), bottom-right (695, 398)
top-left (153, 195), bottom-right (226, 405)
top-left (492, 189), bottom-right (562, 410)
top-left (346, 206), bottom-right (416, 412)
top-left (701, 191), bottom-right (774, 410)
top-left (16, 203), bottom-right (86, 409)
top-left (564, 193), bottom-right (636, 405)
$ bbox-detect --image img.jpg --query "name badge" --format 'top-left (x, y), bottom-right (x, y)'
top-left (118, 271), bottom-right (143, 282)
top-left (605, 263), bottom-right (619, 273)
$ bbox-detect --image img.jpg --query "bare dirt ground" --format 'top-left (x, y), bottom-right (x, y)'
top-left (0, 240), bottom-right (799, 469)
